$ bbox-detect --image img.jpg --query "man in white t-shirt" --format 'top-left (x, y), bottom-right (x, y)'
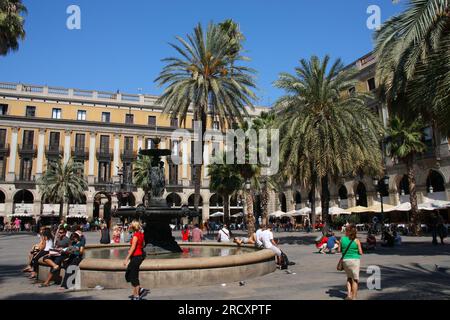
top-left (260, 224), bottom-right (282, 265)
top-left (217, 224), bottom-right (230, 243)
top-left (255, 224), bottom-right (266, 248)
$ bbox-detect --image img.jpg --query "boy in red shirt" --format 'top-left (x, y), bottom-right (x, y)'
top-left (316, 235), bottom-right (328, 254)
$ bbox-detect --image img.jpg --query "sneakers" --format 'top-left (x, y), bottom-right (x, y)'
top-left (139, 288), bottom-right (149, 298)
top-left (128, 288), bottom-right (150, 300)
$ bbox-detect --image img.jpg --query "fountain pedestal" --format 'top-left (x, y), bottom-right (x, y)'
top-left (114, 137), bottom-right (197, 254)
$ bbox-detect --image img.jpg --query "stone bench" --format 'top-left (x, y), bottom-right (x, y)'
top-left (37, 257), bottom-right (66, 284)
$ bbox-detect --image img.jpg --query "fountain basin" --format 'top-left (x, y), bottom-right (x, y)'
top-left (39, 243), bottom-right (276, 289)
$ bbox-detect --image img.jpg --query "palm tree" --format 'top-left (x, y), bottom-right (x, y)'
top-left (0, 0), bottom-right (27, 56)
top-left (251, 111), bottom-right (277, 225)
top-left (133, 155), bottom-right (153, 207)
top-left (386, 117), bottom-right (426, 235)
top-left (155, 21), bottom-right (256, 213)
top-left (38, 158), bottom-right (88, 220)
top-left (375, 0), bottom-right (450, 136)
top-left (208, 156), bottom-right (243, 226)
top-left (274, 55), bottom-right (385, 232)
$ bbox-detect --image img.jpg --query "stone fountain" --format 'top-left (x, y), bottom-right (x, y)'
top-left (114, 137), bottom-right (197, 254)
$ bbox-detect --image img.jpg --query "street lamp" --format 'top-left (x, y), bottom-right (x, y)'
top-left (373, 175), bottom-right (390, 225)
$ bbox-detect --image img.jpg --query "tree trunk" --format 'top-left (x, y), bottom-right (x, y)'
top-left (407, 157), bottom-right (421, 235)
top-left (223, 193), bottom-right (230, 226)
top-left (310, 171), bottom-right (317, 231)
top-left (59, 200), bottom-right (64, 221)
top-left (245, 189), bottom-right (255, 236)
top-left (194, 109), bottom-right (208, 213)
top-left (261, 182), bottom-right (269, 225)
top-left (321, 175), bottom-right (331, 234)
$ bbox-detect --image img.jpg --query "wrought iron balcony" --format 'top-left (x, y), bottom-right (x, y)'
top-left (18, 144), bottom-right (37, 157)
top-left (15, 175), bottom-right (36, 189)
top-left (121, 149), bottom-right (137, 161)
top-left (0, 143), bottom-right (10, 156)
top-left (71, 146), bottom-right (89, 160)
top-left (45, 144), bottom-right (63, 158)
top-left (96, 148), bottom-right (113, 161)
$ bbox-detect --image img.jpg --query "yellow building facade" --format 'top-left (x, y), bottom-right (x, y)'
top-left (0, 82), bottom-right (267, 225)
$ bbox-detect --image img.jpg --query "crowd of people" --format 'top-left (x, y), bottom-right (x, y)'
top-left (13, 212), bottom-right (448, 301)
top-left (22, 222), bottom-right (86, 290)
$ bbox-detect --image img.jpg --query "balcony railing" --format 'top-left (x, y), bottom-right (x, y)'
top-left (18, 144), bottom-right (37, 157)
top-left (0, 143), bottom-right (10, 156)
top-left (15, 174), bottom-right (36, 183)
top-left (94, 177), bottom-right (112, 184)
top-left (0, 82), bottom-right (160, 107)
top-left (96, 148), bottom-right (113, 160)
top-left (45, 145), bottom-right (63, 157)
top-left (121, 149), bottom-right (137, 161)
top-left (71, 147), bottom-right (89, 159)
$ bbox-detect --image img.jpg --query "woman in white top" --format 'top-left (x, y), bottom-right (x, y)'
top-left (217, 224), bottom-right (231, 243)
top-left (29, 228), bottom-right (54, 279)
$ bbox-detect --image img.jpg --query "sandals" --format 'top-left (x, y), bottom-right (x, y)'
top-left (39, 283), bottom-right (51, 288)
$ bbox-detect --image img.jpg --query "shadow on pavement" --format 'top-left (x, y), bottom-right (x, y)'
top-left (276, 235), bottom-right (319, 245)
top-left (3, 292), bottom-right (94, 300)
top-left (327, 262), bottom-right (450, 300)
top-left (0, 264), bottom-right (27, 285)
top-left (362, 242), bottom-right (450, 257)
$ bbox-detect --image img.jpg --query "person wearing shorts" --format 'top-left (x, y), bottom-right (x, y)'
top-left (339, 224), bottom-right (363, 300)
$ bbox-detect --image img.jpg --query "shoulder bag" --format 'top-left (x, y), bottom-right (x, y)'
top-left (337, 239), bottom-right (355, 271)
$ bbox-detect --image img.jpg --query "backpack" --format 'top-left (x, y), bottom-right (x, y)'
top-left (280, 252), bottom-right (289, 270)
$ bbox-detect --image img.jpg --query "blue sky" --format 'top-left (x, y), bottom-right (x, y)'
top-left (0, 0), bottom-right (406, 106)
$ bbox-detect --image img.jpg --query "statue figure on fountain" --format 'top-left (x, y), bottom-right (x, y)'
top-left (150, 161), bottom-right (166, 199)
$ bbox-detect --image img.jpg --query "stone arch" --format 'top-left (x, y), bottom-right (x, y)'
top-left (338, 185), bottom-right (348, 200)
top-left (398, 175), bottom-right (410, 195)
top-left (13, 189), bottom-right (34, 203)
top-left (279, 192), bottom-right (287, 212)
top-left (166, 193), bottom-right (182, 208)
top-left (294, 191), bottom-right (302, 205)
top-left (355, 182), bottom-right (368, 207)
top-left (188, 194), bottom-right (203, 207)
top-left (427, 169), bottom-right (446, 193)
top-left (93, 192), bottom-right (112, 222)
top-left (209, 193), bottom-right (223, 207)
top-left (119, 192), bottom-right (135, 207)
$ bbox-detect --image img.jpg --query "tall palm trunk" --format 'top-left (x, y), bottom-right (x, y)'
top-left (194, 108), bottom-right (208, 215)
top-left (245, 190), bottom-right (255, 236)
top-left (223, 193), bottom-right (230, 226)
top-left (261, 182), bottom-right (269, 225)
top-left (310, 171), bottom-right (317, 231)
top-left (321, 175), bottom-right (331, 234)
top-left (407, 156), bottom-right (420, 235)
top-left (59, 200), bottom-right (64, 221)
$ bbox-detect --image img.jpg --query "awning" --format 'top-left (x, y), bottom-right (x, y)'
top-left (210, 212), bottom-right (224, 218)
top-left (67, 215), bottom-right (88, 219)
top-left (7, 214), bottom-right (33, 218)
top-left (328, 206), bottom-right (351, 215)
top-left (386, 199), bottom-right (450, 212)
top-left (269, 210), bottom-right (285, 218)
top-left (347, 206), bottom-right (372, 213)
top-left (366, 202), bottom-right (396, 213)
top-left (231, 212), bottom-right (244, 218)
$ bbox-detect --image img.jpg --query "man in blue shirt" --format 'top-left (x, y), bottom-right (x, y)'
top-left (326, 232), bottom-right (340, 254)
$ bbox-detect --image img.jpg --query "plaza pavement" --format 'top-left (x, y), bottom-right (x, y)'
top-left (0, 230), bottom-right (449, 300)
